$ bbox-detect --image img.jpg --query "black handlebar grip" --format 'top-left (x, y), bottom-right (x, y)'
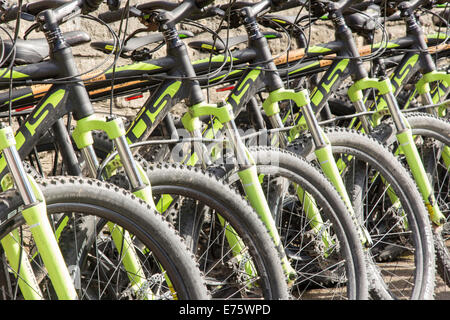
top-left (82, 0), bottom-right (103, 14)
top-left (97, 7), bottom-right (135, 22)
top-left (271, 0), bottom-right (289, 8)
top-left (194, 0), bottom-right (215, 8)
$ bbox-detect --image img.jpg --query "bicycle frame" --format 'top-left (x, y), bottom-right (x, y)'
top-left (115, 12), bottom-right (302, 279)
top-left (0, 0), bottom-right (447, 278)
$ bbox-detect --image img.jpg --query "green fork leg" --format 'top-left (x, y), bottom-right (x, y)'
top-left (20, 201), bottom-right (78, 300)
top-left (397, 129), bottom-right (446, 225)
top-left (73, 116), bottom-right (161, 298)
top-left (238, 166), bottom-right (297, 282)
top-left (1, 229), bottom-right (43, 300)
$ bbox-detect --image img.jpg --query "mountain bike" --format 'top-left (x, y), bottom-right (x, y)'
top-left (0, 0), bottom-right (294, 300)
top-left (25, 0), bottom-right (436, 299)
top-left (173, 0), bottom-right (438, 299)
top-left (267, 0), bottom-right (450, 291)
top-left (0, 119), bottom-right (211, 300)
top-left (319, 0), bottom-right (449, 288)
top-left (252, 0), bottom-right (447, 297)
top-left (89, 0), bottom-right (373, 299)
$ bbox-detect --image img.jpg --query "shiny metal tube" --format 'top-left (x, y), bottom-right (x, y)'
top-left (80, 145), bottom-right (100, 178)
top-left (225, 121), bottom-right (252, 168)
top-left (114, 135), bottom-right (142, 190)
top-left (420, 92), bottom-right (438, 116)
top-left (268, 114), bottom-right (288, 148)
top-left (383, 92), bottom-right (409, 131)
top-left (301, 102), bottom-right (327, 148)
top-left (191, 128), bottom-right (212, 168)
top-left (3, 147), bottom-right (36, 206)
top-left (353, 99), bottom-right (373, 133)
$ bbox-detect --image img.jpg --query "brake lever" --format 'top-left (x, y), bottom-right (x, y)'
top-left (107, 0), bottom-right (120, 11)
top-left (206, 6), bottom-right (225, 18)
top-left (20, 12), bottom-right (35, 21)
top-left (130, 6), bottom-right (143, 17)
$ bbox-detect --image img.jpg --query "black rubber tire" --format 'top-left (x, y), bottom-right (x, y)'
top-left (220, 146), bottom-right (368, 300)
top-left (141, 162), bottom-right (290, 300)
top-left (90, 133), bottom-right (290, 300)
top-left (291, 127), bottom-right (436, 300)
top-left (374, 112), bottom-right (450, 289)
top-left (0, 176), bottom-right (209, 300)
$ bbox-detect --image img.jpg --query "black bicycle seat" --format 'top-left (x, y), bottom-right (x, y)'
top-left (188, 31), bottom-right (282, 53)
top-left (264, 5), bottom-right (381, 35)
top-left (1, 30), bottom-right (91, 65)
top-left (90, 30), bottom-right (195, 54)
top-left (345, 5), bottom-right (381, 34)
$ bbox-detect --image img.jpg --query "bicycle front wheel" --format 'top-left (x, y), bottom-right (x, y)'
top-left (222, 146), bottom-right (368, 300)
top-left (143, 163), bottom-right (290, 300)
top-left (293, 127), bottom-right (436, 299)
top-left (377, 112), bottom-right (450, 291)
top-left (0, 176), bottom-right (209, 300)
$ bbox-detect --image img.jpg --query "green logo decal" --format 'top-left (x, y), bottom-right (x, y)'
top-left (127, 81), bottom-right (181, 143)
top-left (228, 69), bottom-right (261, 107)
top-left (106, 62), bottom-right (162, 74)
top-left (25, 89), bottom-right (65, 135)
top-left (311, 59), bottom-right (349, 107)
top-left (391, 54), bottom-right (419, 90)
top-left (0, 69), bottom-right (29, 79)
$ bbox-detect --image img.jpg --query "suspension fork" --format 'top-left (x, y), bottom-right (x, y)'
top-left (0, 124), bottom-right (78, 300)
top-left (348, 76), bottom-right (447, 226)
top-left (415, 70), bottom-right (450, 116)
top-left (263, 88), bottom-right (372, 247)
top-left (181, 101), bottom-right (297, 283)
top-left (71, 115), bottom-right (158, 299)
top-left (416, 71), bottom-right (450, 169)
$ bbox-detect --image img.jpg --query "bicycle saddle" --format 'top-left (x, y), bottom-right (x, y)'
top-left (1, 30), bottom-right (91, 65)
top-left (188, 31), bottom-right (282, 53)
top-left (345, 4), bottom-right (381, 34)
top-left (90, 30), bottom-right (195, 54)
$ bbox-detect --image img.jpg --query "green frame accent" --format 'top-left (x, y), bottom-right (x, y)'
top-left (347, 77), bottom-right (393, 103)
top-left (263, 88), bottom-right (310, 114)
top-left (0, 126), bottom-right (16, 150)
top-left (0, 123), bottom-right (79, 299)
top-left (72, 115), bottom-right (126, 149)
top-left (181, 101), bottom-right (234, 132)
top-left (237, 166), bottom-right (296, 283)
top-left (396, 130), bottom-right (446, 225)
top-left (415, 71), bottom-right (450, 95)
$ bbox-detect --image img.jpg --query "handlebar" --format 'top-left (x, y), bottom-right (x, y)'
top-left (99, 0), bottom-right (305, 24)
top-left (0, 0), bottom-right (73, 22)
top-left (99, 0), bottom-right (210, 27)
top-left (0, 0), bottom-right (103, 23)
top-left (98, 1), bottom-right (178, 23)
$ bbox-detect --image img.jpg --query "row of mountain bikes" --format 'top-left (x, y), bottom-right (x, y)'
top-left (0, 0), bottom-right (446, 300)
